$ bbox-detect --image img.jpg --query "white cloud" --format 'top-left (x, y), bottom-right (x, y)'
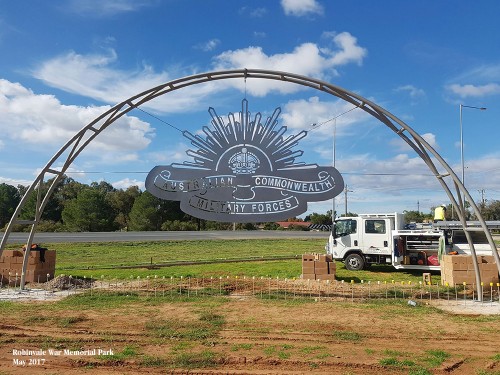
top-left (280, 96), bottom-right (370, 134)
top-left (238, 6), bottom-right (267, 17)
top-left (147, 142), bottom-right (190, 164)
top-left (0, 79), bottom-right (154, 156)
top-left (214, 43), bottom-right (324, 79)
top-left (33, 49), bottom-right (168, 103)
top-left (460, 156), bottom-right (500, 191)
top-left (445, 64), bottom-right (500, 98)
top-left (0, 176), bottom-right (33, 187)
top-left (338, 153), bottom-right (436, 191)
top-left (32, 33), bottom-right (366, 106)
top-left (295, 149), bottom-right (453, 216)
top-left (389, 132), bottom-right (439, 152)
top-left (395, 85), bottom-right (426, 103)
top-left (446, 83), bottom-right (500, 98)
top-left (195, 39), bottom-right (221, 52)
top-left (319, 150), bottom-right (500, 214)
top-left (451, 63), bottom-right (500, 82)
top-left (32, 49), bottom-right (225, 113)
top-left (214, 32), bottom-right (366, 73)
top-left (111, 177), bottom-right (144, 190)
top-left (213, 32), bottom-right (367, 96)
top-left (65, 0), bottom-right (155, 16)
top-left (324, 32), bottom-right (367, 66)
top-left (250, 7), bottom-right (267, 17)
top-left (281, 0), bottom-right (324, 16)
top-left (421, 133), bottom-right (438, 149)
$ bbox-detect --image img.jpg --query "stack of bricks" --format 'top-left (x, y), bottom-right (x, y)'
top-left (302, 253), bottom-right (336, 281)
top-left (441, 254), bottom-right (499, 286)
top-left (0, 248), bottom-right (56, 284)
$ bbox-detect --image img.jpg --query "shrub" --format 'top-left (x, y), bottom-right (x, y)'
top-left (161, 220), bottom-right (198, 231)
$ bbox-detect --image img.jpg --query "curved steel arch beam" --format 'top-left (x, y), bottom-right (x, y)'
top-left (1, 69), bottom-right (497, 295)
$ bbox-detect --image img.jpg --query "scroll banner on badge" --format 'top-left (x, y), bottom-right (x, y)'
top-left (145, 165), bottom-right (344, 223)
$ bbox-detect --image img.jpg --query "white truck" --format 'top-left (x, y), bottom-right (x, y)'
top-left (325, 213), bottom-right (497, 271)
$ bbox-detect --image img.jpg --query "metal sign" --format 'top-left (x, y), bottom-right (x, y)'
top-left (146, 99), bottom-right (344, 222)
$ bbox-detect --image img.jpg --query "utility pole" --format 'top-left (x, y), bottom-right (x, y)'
top-left (478, 189), bottom-right (486, 214)
top-left (417, 200), bottom-right (420, 213)
top-left (344, 185), bottom-right (353, 216)
top-left (478, 189), bottom-right (486, 205)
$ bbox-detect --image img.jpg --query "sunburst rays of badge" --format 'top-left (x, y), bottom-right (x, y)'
top-left (175, 99), bottom-right (311, 172)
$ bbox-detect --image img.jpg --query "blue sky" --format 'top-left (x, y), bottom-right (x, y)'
top-left (1, 0), bottom-right (500, 217)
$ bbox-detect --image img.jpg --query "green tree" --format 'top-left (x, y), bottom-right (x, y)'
top-left (481, 200), bottom-right (500, 220)
top-left (57, 177), bottom-right (86, 204)
top-left (19, 176), bottom-right (83, 225)
top-left (0, 183), bottom-right (21, 228)
top-left (340, 212), bottom-right (357, 217)
top-left (403, 210), bottom-right (430, 223)
top-left (108, 186), bottom-right (141, 230)
top-left (90, 181), bottom-right (116, 194)
top-left (161, 220), bottom-right (198, 231)
top-left (128, 191), bottom-right (162, 231)
top-left (263, 222), bottom-right (280, 230)
top-left (158, 199), bottom-right (185, 223)
top-left (20, 180), bottom-right (59, 222)
top-left (62, 188), bottom-right (116, 231)
top-left (235, 222), bottom-right (257, 230)
top-left (306, 211), bottom-right (333, 225)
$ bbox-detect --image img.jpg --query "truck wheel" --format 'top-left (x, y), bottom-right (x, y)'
top-left (345, 253), bottom-right (365, 271)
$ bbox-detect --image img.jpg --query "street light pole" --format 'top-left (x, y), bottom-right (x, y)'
top-left (459, 104), bottom-right (487, 186)
top-left (459, 104), bottom-right (486, 303)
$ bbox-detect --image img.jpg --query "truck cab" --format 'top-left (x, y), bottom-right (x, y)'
top-left (327, 214), bottom-right (400, 270)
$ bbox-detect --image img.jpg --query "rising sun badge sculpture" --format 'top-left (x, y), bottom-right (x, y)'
top-left (146, 99), bottom-right (344, 222)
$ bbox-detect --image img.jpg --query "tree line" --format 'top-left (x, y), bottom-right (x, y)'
top-left (0, 178), bottom-right (333, 232)
top-left (2, 178), bottom-right (500, 232)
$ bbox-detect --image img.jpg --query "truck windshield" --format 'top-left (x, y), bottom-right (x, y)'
top-left (334, 219), bottom-right (357, 238)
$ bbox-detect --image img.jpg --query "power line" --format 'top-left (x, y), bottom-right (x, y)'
top-left (309, 105), bottom-right (360, 132)
top-left (62, 170), bottom-right (441, 177)
top-left (134, 107), bottom-right (183, 133)
top-left (62, 170), bottom-right (440, 177)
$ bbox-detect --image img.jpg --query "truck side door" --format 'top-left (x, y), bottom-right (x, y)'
top-left (360, 219), bottom-right (391, 254)
top-left (333, 219), bottom-right (358, 255)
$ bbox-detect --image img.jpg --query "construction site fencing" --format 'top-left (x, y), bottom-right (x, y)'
top-left (1, 274), bottom-right (500, 309)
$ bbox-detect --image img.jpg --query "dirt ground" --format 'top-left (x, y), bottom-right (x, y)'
top-left (0, 288), bottom-right (499, 375)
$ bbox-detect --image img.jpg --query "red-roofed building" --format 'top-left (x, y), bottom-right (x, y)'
top-left (275, 221), bottom-right (310, 229)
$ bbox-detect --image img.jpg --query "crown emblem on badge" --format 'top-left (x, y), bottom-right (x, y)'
top-left (229, 147), bottom-right (260, 175)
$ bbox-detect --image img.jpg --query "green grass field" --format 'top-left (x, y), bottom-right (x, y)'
top-left (2, 239), bottom-right (499, 374)
top-left (6, 238), bottom-right (442, 284)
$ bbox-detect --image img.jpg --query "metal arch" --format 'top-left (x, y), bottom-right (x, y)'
top-left (0, 68), bottom-right (498, 296)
